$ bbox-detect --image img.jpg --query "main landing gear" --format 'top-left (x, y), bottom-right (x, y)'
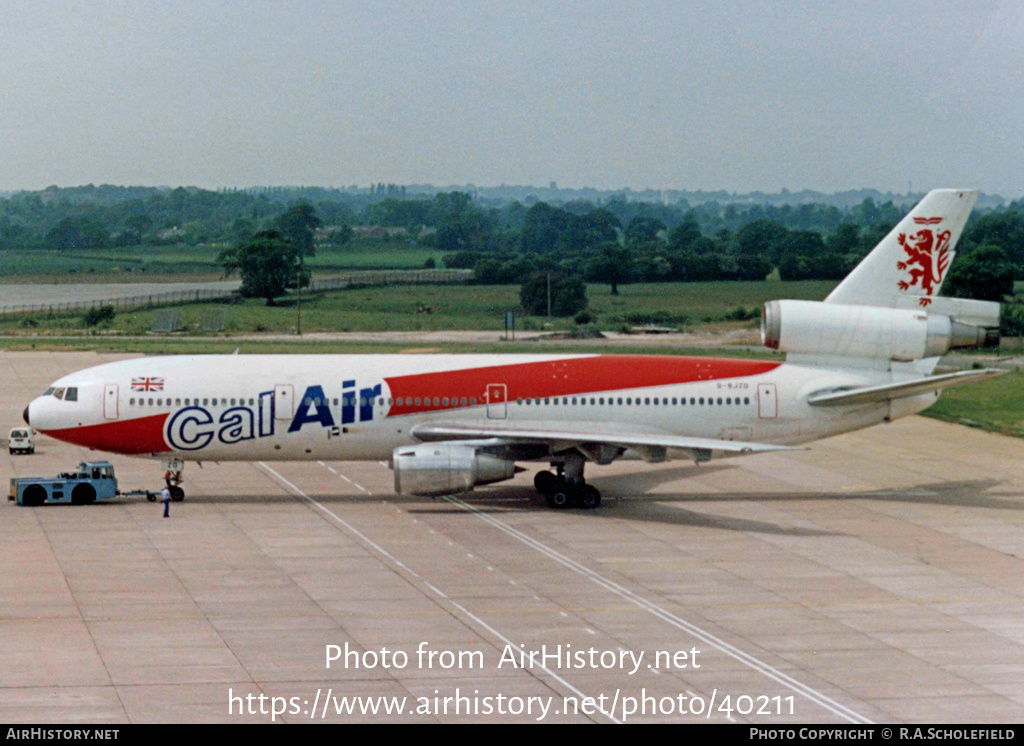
top-left (533, 454), bottom-right (601, 510)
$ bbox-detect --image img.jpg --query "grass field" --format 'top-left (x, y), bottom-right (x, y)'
top-left (589, 279), bottom-right (836, 323)
top-left (0, 279), bottom-right (839, 336)
top-left (923, 370), bottom-right (1024, 437)
top-left (0, 251), bottom-right (147, 277)
top-left (0, 239), bottom-right (446, 279)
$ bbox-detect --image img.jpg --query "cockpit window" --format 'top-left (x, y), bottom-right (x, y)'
top-left (64, 387), bottom-right (78, 402)
top-left (46, 387), bottom-right (78, 401)
top-left (53, 388), bottom-right (65, 400)
top-left (44, 388), bottom-right (55, 396)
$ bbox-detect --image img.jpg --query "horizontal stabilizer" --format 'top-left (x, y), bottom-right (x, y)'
top-left (893, 295), bottom-right (1000, 329)
top-left (411, 422), bottom-right (797, 454)
top-left (806, 369), bottom-right (1003, 407)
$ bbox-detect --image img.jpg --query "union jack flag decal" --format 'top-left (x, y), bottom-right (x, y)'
top-left (132, 377), bottom-right (165, 392)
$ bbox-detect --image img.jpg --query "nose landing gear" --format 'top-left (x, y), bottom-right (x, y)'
top-left (163, 458), bottom-right (186, 502)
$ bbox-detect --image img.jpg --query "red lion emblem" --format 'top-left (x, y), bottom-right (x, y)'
top-left (897, 217), bottom-right (952, 307)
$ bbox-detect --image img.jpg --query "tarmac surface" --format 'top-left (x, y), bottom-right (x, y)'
top-left (2, 350), bottom-right (1023, 724)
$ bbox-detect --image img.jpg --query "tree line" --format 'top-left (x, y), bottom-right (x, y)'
top-left (2, 184), bottom-right (1022, 311)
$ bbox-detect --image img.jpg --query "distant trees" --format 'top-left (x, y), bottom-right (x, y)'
top-left (426, 192), bottom-right (498, 253)
top-left (8, 185), bottom-right (1024, 313)
top-left (273, 202), bottom-right (320, 259)
top-left (962, 211), bottom-right (1024, 279)
top-left (1000, 301), bottom-right (1024, 337)
top-left (520, 272), bottom-right (588, 317)
top-left (441, 197), bottom-right (890, 288)
top-left (272, 202), bottom-right (321, 293)
top-left (666, 215), bottom-right (702, 253)
top-left (46, 216), bottom-right (109, 250)
top-left (586, 243), bottom-right (634, 296)
top-left (623, 216), bottom-right (665, 249)
top-left (218, 230), bottom-right (301, 305)
top-left (520, 203), bottom-right (619, 254)
top-left (944, 244), bottom-right (1015, 302)
top-left (520, 203), bottom-right (569, 254)
top-left (735, 219), bottom-right (787, 263)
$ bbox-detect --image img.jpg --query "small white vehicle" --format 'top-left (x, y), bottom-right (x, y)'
top-left (8, 427), bottom-right (35, 455)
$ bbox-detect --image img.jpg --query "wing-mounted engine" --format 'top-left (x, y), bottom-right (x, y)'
top-left (761, 299), bottom-right (999, 361)
top-left (392, 443), bottom-right (516, 497)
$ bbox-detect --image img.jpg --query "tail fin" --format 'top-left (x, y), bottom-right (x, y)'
top-left (825, 189), bottom-right (978, 309)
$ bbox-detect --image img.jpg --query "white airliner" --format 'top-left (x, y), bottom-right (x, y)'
top-left (24, 189), bottom-right (1001, 508)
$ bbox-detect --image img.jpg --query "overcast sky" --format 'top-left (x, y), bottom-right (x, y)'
top-left (2, 1), bottom-right (1022, 197)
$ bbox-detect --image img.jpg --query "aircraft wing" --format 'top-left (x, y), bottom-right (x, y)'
top-left (806, 368), bottom-right (1003, 407)
top-left (410, 421), bottom-right (797, 455)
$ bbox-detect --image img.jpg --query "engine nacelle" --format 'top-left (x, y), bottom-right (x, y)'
top-left (392, 443), bottom-right (516, 497)
top-left (761, 300), bottom-right (996, 361)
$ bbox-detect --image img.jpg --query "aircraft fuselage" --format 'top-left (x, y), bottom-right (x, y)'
top-left (25, 353), bottom-right (921, 463)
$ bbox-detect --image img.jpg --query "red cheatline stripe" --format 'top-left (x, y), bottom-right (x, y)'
top-left (385, 355), bottom-right (780, 415)
top-left (40, 413), bottom-right (170, 455)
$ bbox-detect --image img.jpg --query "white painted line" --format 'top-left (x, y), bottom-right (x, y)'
top-left (256, 462), bottom-right (621, 724)
top-left (445, 495), bottom-right (872, 725)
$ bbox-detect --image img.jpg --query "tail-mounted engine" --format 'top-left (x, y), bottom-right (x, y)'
top-left (762, 299), bottom-right (999, 361)
top-left (393, 443), bottom-right (516, 497)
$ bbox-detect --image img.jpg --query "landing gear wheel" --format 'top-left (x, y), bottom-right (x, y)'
top-left (578, 484), bottom-right (601, 510)
top-left (547, 486), bottom-right (571, 509)
top-left (534, 470), bottom-right (557, 495)
top-left (162, 458), bottom-right (186, 503)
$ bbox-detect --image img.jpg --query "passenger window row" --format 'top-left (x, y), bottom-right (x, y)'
top-left (130, 397), bottom-right (257, 407)
top-left (127, 394), bottom-right (752, 408)
top-left (301, 396), bottom-right (478, 407)
top-left (517, 395), bottom-right (751, 406)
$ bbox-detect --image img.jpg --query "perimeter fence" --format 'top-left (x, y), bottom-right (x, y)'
top-left (0, 270), bottom-right (470, 320)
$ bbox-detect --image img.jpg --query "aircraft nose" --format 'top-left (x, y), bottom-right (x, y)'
top-left (23, 405), bottom-right (30, 425)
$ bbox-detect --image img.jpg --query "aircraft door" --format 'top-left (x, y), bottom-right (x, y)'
top-left (486, 383), bottom-right (507, 419)
top-left (757, 383), bottom-right (777, 419)
top-left (104, 384), bottom-right (119, 420)
top-left (275, 385), bottom-right (294, 420)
